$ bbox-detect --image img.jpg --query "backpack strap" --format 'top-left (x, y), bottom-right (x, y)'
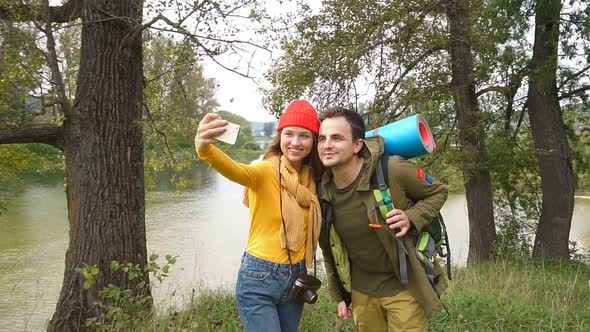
top-left (371, 153), bottom-right (408, 289)
top-left (438, 214), bottom-right (452, 281)
top-left (443, 218), bottom-right (452, 280)
top-left (416, 232), bottom-right (437, 285)
top-left (425, 213), bottom-right (452, 281)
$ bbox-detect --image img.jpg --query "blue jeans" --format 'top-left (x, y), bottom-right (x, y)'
top-left (235, 252), bottom-right (306, 332)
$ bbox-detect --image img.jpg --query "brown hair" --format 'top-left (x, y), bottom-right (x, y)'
top-left (319, 106), bottom-right (366, 141)
top-left (263, 129), bottom-right (325, 180)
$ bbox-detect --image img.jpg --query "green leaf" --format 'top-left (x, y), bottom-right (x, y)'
top-left (83, 279), bottom-right (95, 290)
top-left (111, 261), bottom-right (121, 271)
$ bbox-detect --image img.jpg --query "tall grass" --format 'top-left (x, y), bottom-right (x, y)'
top-left (117, 259), bottom-right (588, 331)
top-left (430, 259), bottom-right (590, 331)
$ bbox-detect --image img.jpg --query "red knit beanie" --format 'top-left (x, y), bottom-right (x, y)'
top-left (276, 100), bottom-right (320, 135)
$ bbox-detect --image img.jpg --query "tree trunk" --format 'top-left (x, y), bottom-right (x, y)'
top-left (528, 0), bottom-right (574, 259)
top-left (445, 0), bottom-right (497, 264)
top-left (48, 1), bottom-right (149, 330)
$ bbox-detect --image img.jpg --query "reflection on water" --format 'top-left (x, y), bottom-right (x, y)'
top-left (1, 170), bottom-right (589, 331)
top-left (570, 201), bottom-right (590, 248)
top-left (145, 170), bottom-right (250, 308)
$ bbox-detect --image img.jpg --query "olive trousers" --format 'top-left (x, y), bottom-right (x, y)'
top-left (351, 289), bottom-right (428, 332)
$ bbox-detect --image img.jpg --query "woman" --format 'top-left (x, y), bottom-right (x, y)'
top-left (194, 100), bottom-right (323, 332)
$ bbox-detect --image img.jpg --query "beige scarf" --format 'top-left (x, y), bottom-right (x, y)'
top-left (243, 155), bottom-right (321, 268)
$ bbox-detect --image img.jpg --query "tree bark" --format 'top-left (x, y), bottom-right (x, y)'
top-left (528, 0), bottom-right (574, 259)
top-left (47, 1), bottom-right (149, 330)
top-left (445, 0), bottom-right (497, 264)
top-left (0, 125), bottom-right (63, 149)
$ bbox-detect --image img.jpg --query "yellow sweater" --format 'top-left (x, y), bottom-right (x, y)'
top-left (197, 144), bottom-right (308, 264)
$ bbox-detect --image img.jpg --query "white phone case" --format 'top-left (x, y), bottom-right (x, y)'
top-left (215, 122), bottom-right (240, 145)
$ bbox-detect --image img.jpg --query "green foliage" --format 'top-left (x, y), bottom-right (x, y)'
top-left (0, 21), bottom-right (46, 126)
top-left (143, 34), bottom-right (219, 190)
top-left (573, 130), bottom-right (590, 192)
top-left (263, 0), bottom-right (458, 118)
top-left (0, 144), bottom-right (64, 214)
top-left (0, 18), bottom-right (72, 212)
top-left (0, 147), bottom-right (24, 213)
top-left (566, 102), bottom-right (590, 194)
top-left (240, 142), bottom-right (262, 151)
top-left (165, 289), bottom-right (244, 331)
top-left (76, 253), bottom-right (177, 331)
top-left (486, 127), bottom-right (541, 259)
top-left (263, 121), bottom-right (275, 137)
top-left (559, 0), bottom-right (590, 62)
top-left (75, 263), bottom-right (100, 290)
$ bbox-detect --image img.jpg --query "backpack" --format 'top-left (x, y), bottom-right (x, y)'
top-left (370, 152), bottom-right (452, 289)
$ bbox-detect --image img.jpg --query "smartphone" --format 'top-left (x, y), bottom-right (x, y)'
top-left (214, 122), bottom-right (240, 145)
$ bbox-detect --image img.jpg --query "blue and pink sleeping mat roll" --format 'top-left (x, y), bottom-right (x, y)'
top-left (365, 114), bottom-right (435, 159)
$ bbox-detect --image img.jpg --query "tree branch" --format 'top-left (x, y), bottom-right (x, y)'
top-left (148, 23), bottom-right (267, 51)
top-left (143, 102), bottom-right (176, 166)
top-left (477, 66), bottom-right (528, 99)
top-left (558, 65), bottom-right (590, 90)
top-left (37, 0), bottom-right (73, 117)
top-left (0, 0), bottom-right (81, 23)
top-left (559, 85), bottom-right (590, 100)
top-left (514, 100), bottom-right (528, 138)
top-left (375, 46), bottom-right (443, 112)
top-left (0, 125), bottom-right (64, 150)
top-left (476, 85), bottom-right (509, 97)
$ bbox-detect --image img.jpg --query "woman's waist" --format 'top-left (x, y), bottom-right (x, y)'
top-left (245, 241), bottom-right (307, 266)
top-left (242, 251), bottom-right (306, 272)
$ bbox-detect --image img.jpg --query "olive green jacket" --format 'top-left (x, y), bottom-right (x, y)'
top-left (318, 136), bottom-right (448, 314)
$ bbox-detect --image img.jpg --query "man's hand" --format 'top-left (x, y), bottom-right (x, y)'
top-left (385, 209), bottom-right (410, 237)
top-left (337, 301), bottom-right (352, 319)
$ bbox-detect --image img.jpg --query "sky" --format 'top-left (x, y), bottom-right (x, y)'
top-left (202, 53), bottom-right (277, 123)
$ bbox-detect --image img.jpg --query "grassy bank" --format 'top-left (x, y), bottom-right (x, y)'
top-left (96, 259), bottom-right (589, 331)
top-left (429, 259), bottom-right (589, 331)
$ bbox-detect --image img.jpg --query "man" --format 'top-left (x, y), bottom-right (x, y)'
top-left (317, 107), bottom-right (448, 331)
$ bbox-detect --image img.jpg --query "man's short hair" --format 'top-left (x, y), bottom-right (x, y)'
top-left (319, 106), bottom-right (366, 141)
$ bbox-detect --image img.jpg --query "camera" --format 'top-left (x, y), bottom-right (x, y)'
top-left (288, 274), bottom-right (321, 304)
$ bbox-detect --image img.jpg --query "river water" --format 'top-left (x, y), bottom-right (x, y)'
top-left (1, 168), bottom-right (589, 331)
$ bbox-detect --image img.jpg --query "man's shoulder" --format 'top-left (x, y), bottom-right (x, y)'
top-left (384, 155), bottom-right (420, 182)
top-left (387, 154), bottom-right (408, 163)
top-left (385, 154), bottom-right (413, 170)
